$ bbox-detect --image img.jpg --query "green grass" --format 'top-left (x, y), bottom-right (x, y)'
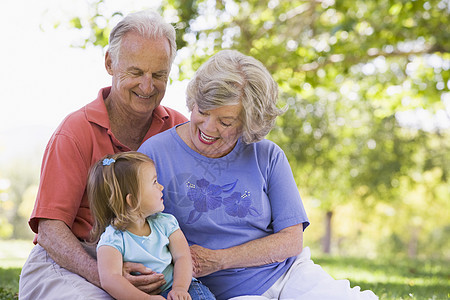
top-left (0, 240), bottom-right (448, 299)
top-left (0, 268), bottom-right (21, 300)
top-left (0, 240), bottom-right (34, 300)
top-left (314, 255), bottom-right (449, 300)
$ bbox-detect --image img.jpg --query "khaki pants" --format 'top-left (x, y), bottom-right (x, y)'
top-left (19, 244), bottom-right (112, 300)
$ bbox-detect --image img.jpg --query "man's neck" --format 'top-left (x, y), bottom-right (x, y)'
top-left (105, 96), bottom-right (154, 151)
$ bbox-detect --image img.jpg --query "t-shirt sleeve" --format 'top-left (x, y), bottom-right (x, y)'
top-left (154, 213), bottom-right (180, 237)
top-left (266, 148), bottom-right (310, 233)
top-left (97, 225), bottom-right (124, 254)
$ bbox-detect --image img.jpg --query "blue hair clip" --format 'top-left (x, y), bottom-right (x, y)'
top-left (102, 158), bottom-right (115, 166)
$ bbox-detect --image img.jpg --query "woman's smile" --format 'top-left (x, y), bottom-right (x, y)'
top-left (198, 130), bottom-right (219, 144)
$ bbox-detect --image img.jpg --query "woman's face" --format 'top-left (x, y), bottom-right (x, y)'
top-left (188, 103), bottom-right (243, 158)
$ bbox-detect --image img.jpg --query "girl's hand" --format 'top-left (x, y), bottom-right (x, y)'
top-left (167, 288), bottom-right (191, 300)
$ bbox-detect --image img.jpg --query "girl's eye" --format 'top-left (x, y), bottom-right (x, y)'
top-left (221, 122), bottom-right (232, 127)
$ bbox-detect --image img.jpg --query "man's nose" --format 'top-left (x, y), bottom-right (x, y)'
top-left (140, 74), bottom-right (154, 95)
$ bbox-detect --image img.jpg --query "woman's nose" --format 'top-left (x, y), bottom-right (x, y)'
top-left (202, 116), bottom-right (216, 132)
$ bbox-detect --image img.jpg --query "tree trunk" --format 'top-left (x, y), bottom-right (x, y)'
top-left (408, 226), bottom-right (419, 258)
top-left (322, 210), bottom-right (333, 254)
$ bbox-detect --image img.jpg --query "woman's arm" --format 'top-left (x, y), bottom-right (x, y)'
top-left (190, 224), bottom-right (303, 277)
top-left (167, 229), bottom-right (192, 300)
top-left (97, 245), bottom-right (165, 300)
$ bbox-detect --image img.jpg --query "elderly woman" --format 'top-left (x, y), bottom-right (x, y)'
top-left (138, 50), bottom-right (377, 300)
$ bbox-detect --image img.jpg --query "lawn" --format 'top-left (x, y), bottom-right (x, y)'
top-left (0, 240), bottom-right (448, 299)
top-left (314, 255), bottom-right (449, 299)
top-left (0, 240), bottom-right (34, 300)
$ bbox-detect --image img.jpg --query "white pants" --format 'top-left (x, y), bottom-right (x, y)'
top-left (19, 244), bottom-right (112, 300)
top-left (230, 247), bottom-right (378, 300)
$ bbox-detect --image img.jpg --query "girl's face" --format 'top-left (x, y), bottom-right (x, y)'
top-left (188, 103), bottom-right (243, 158)
top-left (138, 162), bottom-right (164, 216)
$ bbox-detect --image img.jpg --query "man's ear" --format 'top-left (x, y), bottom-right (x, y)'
top-left (105, 51), bottom-right (114, 75)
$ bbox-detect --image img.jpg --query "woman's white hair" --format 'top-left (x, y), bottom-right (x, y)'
top-left (108, 10), bottom-right (177, 66)
top-left (186, 50), bottom-right (284, 143)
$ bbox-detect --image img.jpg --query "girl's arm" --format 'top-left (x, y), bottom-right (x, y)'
top-left (190, 224), bottom-right (303, 278)
top-left (97, 245), bottom-right (164, 300)
top-left (167, 229), bottom-right (192, 300)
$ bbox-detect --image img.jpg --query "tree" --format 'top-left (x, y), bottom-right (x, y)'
top-left (57, 0), bottom-right (449, 256)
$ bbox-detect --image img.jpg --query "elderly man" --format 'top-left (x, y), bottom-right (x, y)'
top-left (19, 10), bottom-right (187, 299)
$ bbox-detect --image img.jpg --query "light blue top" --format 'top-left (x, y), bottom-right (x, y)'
top-left (138, 123), bottom-right (310, 300)
top-left (97, 213), bottom-right (179, 292)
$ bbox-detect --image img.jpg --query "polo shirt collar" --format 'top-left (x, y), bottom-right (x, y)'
top-left (85, 87), bottom-right (170, 130)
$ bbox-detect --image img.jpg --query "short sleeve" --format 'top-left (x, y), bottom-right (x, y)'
top-left (151, 213), bottom-right (180, 237)
top-left (97, 225), bottom-right (125, 254)
top-left (30, 130), bottom-right (90, 233)
top-left (267, 147), bottom-right (310, 233)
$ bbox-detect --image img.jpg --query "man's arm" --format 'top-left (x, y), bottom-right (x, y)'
top-left (37, 219), bottom-right (166, 293)
top-left (38, 219), bottom-right (101, 286)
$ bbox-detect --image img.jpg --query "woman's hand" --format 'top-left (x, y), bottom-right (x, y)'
top-left (123, 262), bottom-right (166, 294)
top-left (190, 245), bottom-right (222, 277)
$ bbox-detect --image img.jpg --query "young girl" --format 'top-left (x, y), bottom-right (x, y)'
top-left (87, 152), bottom-right (215, 300)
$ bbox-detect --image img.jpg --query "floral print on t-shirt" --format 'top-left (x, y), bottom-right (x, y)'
top-left (186, 178), bottom-right (260, 224)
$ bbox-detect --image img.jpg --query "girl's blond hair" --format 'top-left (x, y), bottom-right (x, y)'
top-left (87, 151), bottom-right (154, 244)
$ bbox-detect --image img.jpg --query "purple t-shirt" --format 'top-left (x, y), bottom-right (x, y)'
top-left (138, 124), bottom-right (309, 299)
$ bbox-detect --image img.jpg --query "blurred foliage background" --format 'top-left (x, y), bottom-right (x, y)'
top-left (1, 0), bottom-right (449, 261)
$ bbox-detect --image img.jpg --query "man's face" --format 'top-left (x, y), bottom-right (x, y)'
top-left (105, 31), bottom-right (171, 117)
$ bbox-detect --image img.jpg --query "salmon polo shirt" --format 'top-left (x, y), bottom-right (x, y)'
top-left (29, 87), bottom-right (188, 242)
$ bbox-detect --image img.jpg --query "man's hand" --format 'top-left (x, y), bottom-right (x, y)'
top-left (123, 262), bottom-right (166, 294)
top-left (190, 245), bottom-right (222, 278)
